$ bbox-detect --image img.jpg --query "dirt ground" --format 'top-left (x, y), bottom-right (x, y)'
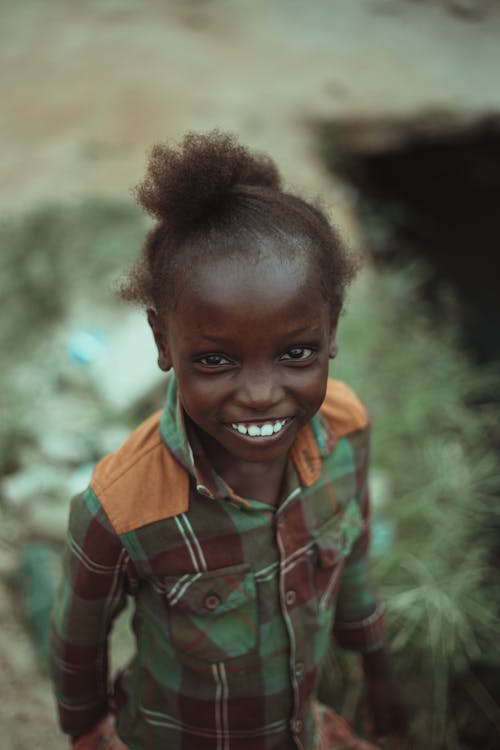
top-left (1, 1), bottom-right (500, 747)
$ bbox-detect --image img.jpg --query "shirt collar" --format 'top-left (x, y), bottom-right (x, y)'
top-left (159, 372), bottom-right (219, 499)
top-left (159, 373), bottom-right (337, 502)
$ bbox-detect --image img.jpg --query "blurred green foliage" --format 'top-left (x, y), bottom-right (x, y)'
top-left (0, 199), bottom-right (148, 472)
top-left (0, 199), bottom-right (147, 355)
top-left (18, 542), bottom-right (61, 673)
top-left (323, 264), bottom-right (500, 748)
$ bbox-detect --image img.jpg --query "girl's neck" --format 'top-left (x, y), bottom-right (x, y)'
top-left (198, 430), bottom-right (289, 506)
top-left (216, 457), bottom-right (288, 507)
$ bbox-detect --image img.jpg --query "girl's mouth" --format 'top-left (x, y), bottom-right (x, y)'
top-left (227, 417), bottom-right (292, 438)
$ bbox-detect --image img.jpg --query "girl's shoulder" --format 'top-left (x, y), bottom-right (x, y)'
top-left (89, 411), bottom-right (189, 535)
top-left (320, 378), bottom-right (370, 437)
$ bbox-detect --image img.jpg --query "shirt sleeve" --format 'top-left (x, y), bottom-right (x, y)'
top-left (333, 444), bottom-right (387, 654)
top-left (50, 486), bottom-right (136, 739)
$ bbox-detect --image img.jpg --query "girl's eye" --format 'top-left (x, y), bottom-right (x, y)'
top-left (197, 354), bottom-right (231, 367)
top-left (281, 347), bottom-right (314, 361)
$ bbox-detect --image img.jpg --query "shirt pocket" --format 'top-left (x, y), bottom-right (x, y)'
top-left (163, 562), bottom-right (258, 662)
top-left (313, 499), bottom-right (364, 612)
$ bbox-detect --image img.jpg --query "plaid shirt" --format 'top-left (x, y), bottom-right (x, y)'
top-left (50, 375), bottom-right (386, 750)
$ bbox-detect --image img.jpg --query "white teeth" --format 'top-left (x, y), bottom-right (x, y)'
top-left (230, 419), bottom-right (288, 437)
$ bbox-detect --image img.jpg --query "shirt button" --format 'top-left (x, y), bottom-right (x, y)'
top-left (285, 589), bottom-right (296, 606)
top-left (291, 719), bottom-right (303, 734)
top-left (204, 593), bottom-right (221, 611)
top-left (294, 661), bottom-right (304, 678)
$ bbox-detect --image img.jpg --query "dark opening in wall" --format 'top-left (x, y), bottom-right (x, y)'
top-left (317, 113), bottom-right (500, 363)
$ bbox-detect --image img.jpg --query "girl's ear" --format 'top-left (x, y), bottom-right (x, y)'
top-left (328, 321), bottom-right (338, 359)
top-left (147, 309), bottom-right (172, 372)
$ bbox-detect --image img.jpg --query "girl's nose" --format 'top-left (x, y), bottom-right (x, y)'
top-left (235, 367), bottom-right (281, 411)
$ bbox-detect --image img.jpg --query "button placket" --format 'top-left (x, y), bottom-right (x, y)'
top-left (276, 503), bottom-right (305, 749)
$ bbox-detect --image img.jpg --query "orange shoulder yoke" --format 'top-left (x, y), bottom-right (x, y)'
top-left (291, 379), bottom-right (369, 488)
top-left (321, 378), bottom-right (370, 436)
top-left (89, 411), bottom-right (189, 534)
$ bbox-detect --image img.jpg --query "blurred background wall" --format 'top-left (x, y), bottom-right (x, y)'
top-left (3, 0), bottom-right (499, 212)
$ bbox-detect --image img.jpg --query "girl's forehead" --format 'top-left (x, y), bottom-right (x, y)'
top-left (167, 250), bottom-right (330, 337)
top-left (184, 247), bottom-right (318, 297)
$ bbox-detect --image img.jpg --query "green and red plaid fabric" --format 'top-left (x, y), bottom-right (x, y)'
top-left (50, 375), bottom-right (386, 750)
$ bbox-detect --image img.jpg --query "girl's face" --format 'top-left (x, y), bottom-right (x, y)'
top-left (150, 247), bottom-right (337, 470)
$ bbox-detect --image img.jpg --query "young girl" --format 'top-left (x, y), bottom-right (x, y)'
top-left (50, 131), bottom-right (406, 749)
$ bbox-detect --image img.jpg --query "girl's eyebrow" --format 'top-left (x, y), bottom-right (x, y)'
top-left (180, 333), bottom-right (234, 346)
top-left (285, 324), bottom-right (323, 337)
top-left (183, 333), bottom-right (231, 344)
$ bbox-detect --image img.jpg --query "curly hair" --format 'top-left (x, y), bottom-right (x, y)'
top-left (119, 130), bottom-right (360, 319)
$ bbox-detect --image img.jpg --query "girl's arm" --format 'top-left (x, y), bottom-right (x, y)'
top-left (50, 487), bottom-right (135, 742)
top-left (333, 487), bottom-right (407, 741)
top-left (333, 487), bottom-right (387, 654)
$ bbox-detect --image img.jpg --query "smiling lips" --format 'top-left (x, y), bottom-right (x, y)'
top-left (228, 418), bottom-right (290, 438)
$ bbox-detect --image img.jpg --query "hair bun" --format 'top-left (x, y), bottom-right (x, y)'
top-left (134, 130), bottom-right (282, 230)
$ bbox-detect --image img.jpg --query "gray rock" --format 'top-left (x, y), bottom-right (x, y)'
top-left (1, 465), bottom-right (68, 508)
top-left (25, 502), bottom-right (70, 542)
top-left (70, 310), bottom-right (164, 413)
